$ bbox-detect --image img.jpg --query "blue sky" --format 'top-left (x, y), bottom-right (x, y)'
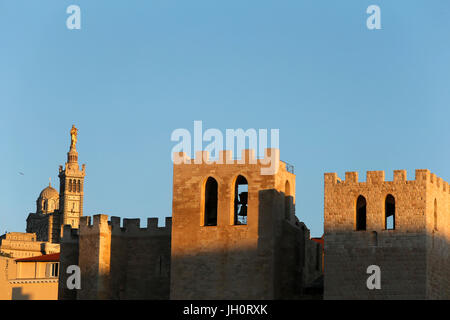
top-left (1, 0), bottom-right (450, 237)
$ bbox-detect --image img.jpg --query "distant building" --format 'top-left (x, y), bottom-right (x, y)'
top-left (0, 125), bottom-right (84, 299)
top-left (27, 124), bottom-right (85, 243)
top-left (0, 232), bottom-right (59, 259)
top-left (0, 253), bottom-right (59, 300)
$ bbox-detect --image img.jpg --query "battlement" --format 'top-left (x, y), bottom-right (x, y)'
top-left (325, 169), bottom-right (450, 193)
top-left (78, 214), bottom-right (171, 236)
top-left (110, 216), bottom-right (172, 235)
top-left (173, 148), bottom-right (294, 176)
top-left (173, 148), bottom-right (279, 164)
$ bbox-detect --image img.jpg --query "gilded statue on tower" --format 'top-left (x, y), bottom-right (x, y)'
top-left (70, 125), bottom-right (78, 149)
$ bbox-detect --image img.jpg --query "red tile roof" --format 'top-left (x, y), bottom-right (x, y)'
top-left (15, 253), bottom-right (60, 262)
top-left (311, 235), bottom-right (324, 246)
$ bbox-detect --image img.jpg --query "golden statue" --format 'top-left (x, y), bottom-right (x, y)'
top-left (70, 125), bottom-right (78, 149)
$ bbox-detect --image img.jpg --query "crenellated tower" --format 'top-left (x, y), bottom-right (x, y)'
top-left (170, 149), bottom-right (323, 299)
top-left (58, 125), bottom-right (85, 229)
top-left (324, 169), bottom-right (450, 299)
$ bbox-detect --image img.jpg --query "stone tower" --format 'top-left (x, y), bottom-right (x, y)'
top-left (170, 149), bottom-right (322, 299)
top-left (58, 125), bottom-right (85, 229)
top-left (324, 169), bottom-right (450, 299)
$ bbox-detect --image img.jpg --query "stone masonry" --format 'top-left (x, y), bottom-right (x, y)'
top-left (324, 169), bottom-right (450, 299)
top-left (170, 149), bottom-right (322, 299)
top-left (58, 148), bottom-right (323, 300)
top-left (59, 215), bottom-right (171, 300)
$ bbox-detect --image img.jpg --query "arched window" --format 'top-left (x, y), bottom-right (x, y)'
top-left (204, 177), bottom-right (218, 226)
top-left (69, 179), bottom-right (72, 192)
top-left (385, 194), bottom-right (395, 230)
top-left (285, 180), bottom-right (292, 220)
top-left (285, 181), bottom-right (291, 196)
top-left (233, 175), bottom-right (248, 225)
top-left (77, 180), bottom-right (81, 193)
top-left (434, 199), bottom-right (438, 231)
top-left (356, 195), bottom-right (367, 231)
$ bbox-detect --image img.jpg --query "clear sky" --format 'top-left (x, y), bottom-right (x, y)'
top-left (1, 0), bottom-right (450, 237)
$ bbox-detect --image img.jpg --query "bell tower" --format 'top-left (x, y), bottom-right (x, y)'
top-left (59, 125), bottom-right (86, 229)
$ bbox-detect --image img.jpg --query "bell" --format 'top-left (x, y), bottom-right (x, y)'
top-left (238, 206), bottom-right (247, 217)
top-left (238, 192), bottom-right (248, 205)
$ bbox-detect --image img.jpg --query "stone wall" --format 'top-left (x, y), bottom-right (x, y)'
top-left (60, 214), bottom-right (171, 300)
top-left (58, 225), bottom-right (79, 300)
top-left (425, 172), bottom-right (450, 299)
top-left (324, 169), bottom-right (450, 299)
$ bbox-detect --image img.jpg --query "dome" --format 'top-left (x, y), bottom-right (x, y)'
top-left (39, 184), bottom-right (59, 200)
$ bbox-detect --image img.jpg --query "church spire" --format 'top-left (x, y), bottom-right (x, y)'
top-left (59, 124), bottom-right (86, 231)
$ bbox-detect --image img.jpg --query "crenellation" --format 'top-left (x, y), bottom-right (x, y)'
top-left (93, 214), bottom-right (109, 227)
top-left (79, 216), bottom-right (90, 227)
top-left (324, 169), bottom-right (450, 187)
top-left (324, 172), bottom-right (340, 185)
top-left (415, 169), bottom-right (430, 184)
top-left (437, 177), bottom-right (442, 189)
top-left (110, 216), bottom-right (121, 228)
top-left (393, 170), bottom-right (407, 182)
top-left (219, 150), bottom-right (233, 163)
top-left (173, 151), bottom-right (191, 165)
top-left (366, 170), bottom-right (385, 184)
top-left (239, 149), bottom-right (256, 164)
top-left (147, 217), bottom-right (158, 229)
top-left (173, 148), bottom-right (281, 168)
top-left (194, 150), bottom-right (210, 164)
top-left (430, 173), bottom-right (436, 184)
top-left (105, 216), bottom-right (172, 235)
top-left (345, 171), bottom-right (358, 183)
top-left (123, 218), bottom-right (140, 230)
top-left (164, 217), bottom-right (172, 230)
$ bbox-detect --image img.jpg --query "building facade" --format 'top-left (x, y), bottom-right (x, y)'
top-left (0, 232), bottom-right (59, 259)
top-left (0, 253), bottom-right (59, 300)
